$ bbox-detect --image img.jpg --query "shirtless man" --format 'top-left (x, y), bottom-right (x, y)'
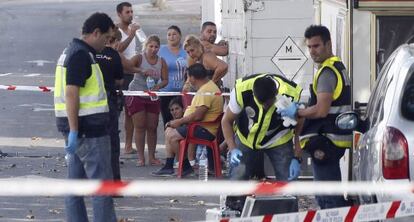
top-left (200, 21), bottom-right (228, 56)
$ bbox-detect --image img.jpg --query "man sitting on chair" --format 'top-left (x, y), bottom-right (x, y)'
top-left (152, 63), bottom-right (224, 177)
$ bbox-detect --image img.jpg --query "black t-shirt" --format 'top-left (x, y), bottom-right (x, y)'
top-left (66, 39), bottom-right (95, 87)
top-left (96, 47), bottom-right (124, 93)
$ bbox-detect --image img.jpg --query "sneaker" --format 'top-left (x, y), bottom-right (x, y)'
top-left (151, 167), bottom-right (174, 177)
top-left (182, 167), bottom-right (194, 177)
top-left (189, 160), bottom-right (196, 166)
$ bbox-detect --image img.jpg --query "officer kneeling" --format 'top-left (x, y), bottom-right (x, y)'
top-left (221, 73), bottom-right (303, 181)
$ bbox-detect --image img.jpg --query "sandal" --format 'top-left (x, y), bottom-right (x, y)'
top-left (136, 159), bottom-right (145, 167)
top-left (150, 159), bottom-right (163, 166)
top-left (124, 149), bottom-right (137, 155)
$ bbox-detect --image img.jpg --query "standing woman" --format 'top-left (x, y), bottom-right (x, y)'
top-left (158, 25), bottom-right (187, 125)
top-left (126, 35), bottom-right (168, 166)
top-left (181, 35), bottom-right (228, 107)
top-left (183, 35), bottom-right (228, 88)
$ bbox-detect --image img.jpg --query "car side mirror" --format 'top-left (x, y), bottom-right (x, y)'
top-left (335, 112), bottom-right (359, 130)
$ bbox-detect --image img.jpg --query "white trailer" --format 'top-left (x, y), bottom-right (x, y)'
top-left (203, 0), bottom-right (316, 98)
top-left (202, 0), bottom-right (414, 180)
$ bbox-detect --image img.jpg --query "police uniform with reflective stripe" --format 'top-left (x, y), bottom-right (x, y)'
top-left (300, 56), bottom-right (352, 149)
top-left (54, 39), bottom-right (109, 138)
top-left (235, 73), bottom-right (302, 149)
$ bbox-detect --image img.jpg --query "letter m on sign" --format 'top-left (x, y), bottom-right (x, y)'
top-left (286, 45), bottom-right (292, 53)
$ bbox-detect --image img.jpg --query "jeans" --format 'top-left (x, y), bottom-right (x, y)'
top-left (65, 135), bottom-right (117, 222)
top-left (108, 95), bottom-right (121, 180)
top-left (312, 147), bottom-right (349, 209)
top-left (230, 136), bottom-right (293, 181)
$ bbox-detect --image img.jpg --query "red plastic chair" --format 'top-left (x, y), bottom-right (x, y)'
top-left (177, 113), bottom-right (224, 178)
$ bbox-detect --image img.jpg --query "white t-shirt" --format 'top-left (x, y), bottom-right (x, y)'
top-left (228, 89), bottom-right (242, 114)
top-left (119, 27), bottom-right (137, 59)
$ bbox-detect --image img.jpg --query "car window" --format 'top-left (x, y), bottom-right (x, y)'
top-left (366, 54), bottom-right (396, 127)
top-left (371, 75), bottom-right (393, 127)
top-left (366, 60), bottom-right (391, 124)
top-left (402, 65), bottom-right (414, 121)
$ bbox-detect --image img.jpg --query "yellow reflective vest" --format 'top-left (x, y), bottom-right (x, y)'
top-left (234, 73), bottom-right (302, 149)
top-left (300, 56), bottom-right (352, 148)
top-left (54, 40), bottom-right (108, 118)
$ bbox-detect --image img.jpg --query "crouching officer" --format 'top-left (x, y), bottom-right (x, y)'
top-left (222, 73), bottom-right (303, 181)
top-left (279, 25), bottom-right (352, 209)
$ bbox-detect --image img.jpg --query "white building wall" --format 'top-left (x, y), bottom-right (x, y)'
top-left (202, 0), bottom-right (223, 40)
top-left (221, 0), bottom-right (314, 95)
top-left (352, 10), bottom-right (372, 104)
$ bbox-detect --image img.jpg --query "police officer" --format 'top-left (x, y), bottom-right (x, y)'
top-left (96, 29), bottom-right (124, 181)
top-left (279, 25), bottom-right (352, 209)
top-left (221, 73), bottom-right (303, 181)
top-left (54, 13), bottom-right (117, 221)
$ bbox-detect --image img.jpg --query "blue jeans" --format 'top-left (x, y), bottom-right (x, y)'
top-left (312, 148), bottom-right (349, 209)
top-left (230, 136), bottom-right (293, 181)
top-left (65, 135), bottom-right (117, 222)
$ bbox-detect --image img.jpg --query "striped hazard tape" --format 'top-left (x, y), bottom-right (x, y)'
top-left (216, 200), bottom-right (414, 222)
top-left (123, 90), bottom-right (230, 97)
top-left (0, 84), bottom-right (53, 92)
top-left (0, 179), bottom-right (413, 221)
top-left (0, 84), bottom-right (230, 96)
top-left (0, 179), bottom-right (413, 197)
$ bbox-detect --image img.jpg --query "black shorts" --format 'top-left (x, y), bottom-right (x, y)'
top-left (176, 125), bottom-right (215, 141)
top-left (122, 74), bottom-right (134, 90)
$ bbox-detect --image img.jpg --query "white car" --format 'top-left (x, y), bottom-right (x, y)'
top-left (338, 43), bottom-right (414, 207)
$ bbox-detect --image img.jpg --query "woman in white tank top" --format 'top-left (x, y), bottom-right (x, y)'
top-left (125, 35), bottom-right (168, 167)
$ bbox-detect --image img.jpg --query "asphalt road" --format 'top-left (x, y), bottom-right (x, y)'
top-left (0, 1), bottom-right (215, 221)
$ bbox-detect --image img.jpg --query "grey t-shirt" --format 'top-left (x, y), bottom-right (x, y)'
top-left (316, 68), bottom-right (337, 93)
top-left (128, 53), bottom-right (162, 91)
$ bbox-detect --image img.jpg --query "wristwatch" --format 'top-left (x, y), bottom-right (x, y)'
top-left (293, 156), bottom-right (303, 163)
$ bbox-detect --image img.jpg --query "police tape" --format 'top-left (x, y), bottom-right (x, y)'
top-left (0, 84), bottom-right (230, 96)
top-left (1, 179), bottom-right (414, 221)
top-left (0, 84), bottom-right (53, 92)
top-left (0, 179), bottom-right (413, 197)
top-left (122, 90), bottom-right (230, 97)
top-left (216, 200), bottom-right (414, 222)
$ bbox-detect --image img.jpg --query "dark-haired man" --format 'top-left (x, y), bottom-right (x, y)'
top-left (116, 1), bottom-right (140, 155)
top-left (221, 74), bottom-right (303, 181)
top-left (152, 63), bottom-right (223, 177)
top-left (279, 25), bottom-right (352, 209)
top-left (54, 12), bottom-right (117, 221)
top-left (200, 21), bottom-right (228, 56)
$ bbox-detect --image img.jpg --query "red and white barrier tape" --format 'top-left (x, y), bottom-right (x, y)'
top-left (0, 84), bottom-right (230, 96)
top-left (0, 84), bottom-right (53, 92)
top-left (1, 179), bottom-right (414, 221)
top-left (0, 180), bottom-right (413, 197)
top-left (216, 200), bottom-right (414, 222)
top-left (122, 90), bottom-right (230, 97)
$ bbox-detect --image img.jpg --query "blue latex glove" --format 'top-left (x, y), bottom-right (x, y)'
top-left (65, 131), bottom-right (78, 154)
top-left (278, 102), bottom-right (299, 119)
top-left (288, 158), bottom-right (301, 181)
top-left (229, 148), bottom-right (243, 166)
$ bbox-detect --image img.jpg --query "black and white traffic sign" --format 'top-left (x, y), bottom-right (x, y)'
top-left (271, 36), bottom-right (307, 78)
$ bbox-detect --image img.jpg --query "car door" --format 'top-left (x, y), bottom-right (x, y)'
top-left (353, 54), bottom-right (395, 184)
